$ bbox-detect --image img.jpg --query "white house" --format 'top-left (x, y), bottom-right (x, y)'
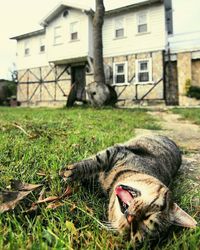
top-left (11, 0), bottom-right (174, 106)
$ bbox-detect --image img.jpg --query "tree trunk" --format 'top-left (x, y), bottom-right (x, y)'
top-left (86, 0), bottom-right (117, 106)
top-left (93, 0), bottom-right (105, 84)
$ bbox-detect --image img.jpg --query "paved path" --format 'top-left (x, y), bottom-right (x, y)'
top-left (135, 110), bottom-right (200, 152)
top-left (135, 109), bottom-right (200, 188)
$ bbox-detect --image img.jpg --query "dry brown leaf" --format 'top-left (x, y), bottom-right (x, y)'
top-left (61, 186), bottom-right (72, 198)
top-left (0, 180), bottom-right (72, 214)
top-left (38, 187), bottom-right (46, 201)
top-left (11, 180), bottom-right (43, 191)
top-left (46, 202), bottom-right (64, 209)
top-left (24, 203), bottom-right (38, 214)
top-left (0, 190), bottom-right (32, 213)
top-left (35, 196), bottom-right (59, 204)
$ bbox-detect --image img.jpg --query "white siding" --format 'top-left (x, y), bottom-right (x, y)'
top-left (46, 9), bottom-right (90, 62)
top-left (88, 16), bottom-right (94, 58)
top-left (103, 5), bottom-right (167, 57)
top-left (15, 3), bottom-right (167, 70)
top-left (16, 35), bottom-right (48, 70)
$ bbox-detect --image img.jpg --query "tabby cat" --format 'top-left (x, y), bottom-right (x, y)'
top-left (60, 135), bottom-right (197, 243)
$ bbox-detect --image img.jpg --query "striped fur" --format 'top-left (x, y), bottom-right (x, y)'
top-left (60, 135), bottom-right (197, 243)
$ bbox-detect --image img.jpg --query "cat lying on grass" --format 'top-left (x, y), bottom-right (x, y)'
top-left (60, 135), bottom-right (197, 243)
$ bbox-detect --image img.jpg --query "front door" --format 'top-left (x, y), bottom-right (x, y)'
top-left (71, 66), bottom-right (86, 101)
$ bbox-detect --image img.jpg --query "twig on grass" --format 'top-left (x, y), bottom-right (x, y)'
top-left (12, 123), bottom-right (32, 137)
top-left (12, 123), bottom-right (38, 139)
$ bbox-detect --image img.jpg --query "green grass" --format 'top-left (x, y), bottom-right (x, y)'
top-left (0, 107), bottom-right (199, 249)
top-left (172, 108), bottom-right (200, 125)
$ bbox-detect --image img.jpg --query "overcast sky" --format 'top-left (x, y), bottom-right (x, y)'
top-left (0, 0), bottom-right (200, 79)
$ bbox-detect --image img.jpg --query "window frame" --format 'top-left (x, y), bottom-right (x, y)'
top-left (113, 61), bottom-right (128, 86)
top-left (135, 58), bottom-right (152, 84)
top-left (70, 21), bottom-right (79, 41)
top-left (137, 11), bottom-right (148, 34)
top-left (24, 40), bottom-right (30, 56)
top-left (114, 17), bottom-right (125, 39)
top-left (40, 45), bottom-right (45, 53)
top-left (39, 37), bottom-right (45, 53)
top-left (53, 26), bottom-right (62, 45)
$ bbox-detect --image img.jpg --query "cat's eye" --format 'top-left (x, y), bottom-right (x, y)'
top-left (143, 215), bottom-right (151, 220)
top-left (143, 213), bottom-right (154, 220)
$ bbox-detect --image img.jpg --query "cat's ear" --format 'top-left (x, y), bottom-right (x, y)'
top-left (169, 203), bottom-right (197, 228)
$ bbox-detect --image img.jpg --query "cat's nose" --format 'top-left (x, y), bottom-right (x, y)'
top-left (127, 214), bottom-right (134, 224)
top-left (125, 210), bottom-right (135, 224)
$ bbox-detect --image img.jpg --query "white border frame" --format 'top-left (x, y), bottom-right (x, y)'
top-left (112, 61), bottom-right (128, 86)
top-left (135, 58), bottom-right (152, 84)
top-left (136, 10), bottom-right (149, 35)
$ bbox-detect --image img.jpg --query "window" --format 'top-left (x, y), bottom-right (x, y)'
top-left (54, 26), bottom-right (62, 45)
top-left (39, 37), bottom-right (45, 53)
top-left (137, 12), bottom-right (148, 33)
top-left (115, 17), bottom-right (125, 38)
top-left (113, 62), bottom-right (128, 85)
top-left (24, 40), bottom-right (30, 56)
top-left (70, 22), bottom-right (78, 41)
top-left (136, 59), bottom-right (152, 83)
top-left (24, 48), bottom-right (30, 56)
top-left (40, 45), bottom-right (45, 52)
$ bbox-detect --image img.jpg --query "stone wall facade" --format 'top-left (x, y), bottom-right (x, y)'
top-left (177, 52), bottom-right (192, 98)
top-left (17, 65), bottom-right (71, 107)
top-left (104, 51), bottom-right (164, 105)
top-left (17, 51), bottom-right (164, 107)
top-left (168, 52), bottom-right (200, 106)
top-left (192, 59), bottom-right (200, 87)
top-left (165, 61), bottom-right (179, 105)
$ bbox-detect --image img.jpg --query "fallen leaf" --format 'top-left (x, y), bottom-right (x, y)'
top-left (35, 196), bottom-right (59, 204)
top-left (46, 202), bottom-right (64, 209)
top-left (11, 180), bottom-right (43, 191)
top-left (0, 190), bottom-right (32, 213)
top-left (38, 187), bottom-right (46, 201)
top-left (61, 186), bottom-right (72, 198)
top-left (24, 203), bottom-right (38, 214)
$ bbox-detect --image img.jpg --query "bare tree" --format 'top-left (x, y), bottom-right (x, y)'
top-left (86, 0), bottom-right (117, 106)
top-left (93, 0), bottom-right (105, 84)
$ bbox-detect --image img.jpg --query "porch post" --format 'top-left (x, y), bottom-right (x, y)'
top-left (177, 52), bottom-right (192, 105)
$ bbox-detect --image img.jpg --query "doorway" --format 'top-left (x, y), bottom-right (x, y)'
top-left (71, 66), bottom-right (86, 101)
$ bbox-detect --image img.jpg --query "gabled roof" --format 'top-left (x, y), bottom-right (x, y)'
top-left (10, 29), bottom-right (45, 40)
top-left (11, 0), bottom-right (165, 40)
top-left (40, 0), bottom-right (163, 25)
top-left (105, 0), bottom-right (163, 15)
top-left (40, 1), bottom-right (94, 26)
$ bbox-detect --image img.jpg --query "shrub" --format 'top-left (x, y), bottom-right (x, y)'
top-left (184, 79), bottom-right (191, 94)
top-left (186, 85), bottom-right (200, 99)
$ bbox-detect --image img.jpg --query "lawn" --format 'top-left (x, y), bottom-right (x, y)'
top-left (172, 107), bottom-right (200, 125)
top-left (0, 107), bottom-right (199, 250)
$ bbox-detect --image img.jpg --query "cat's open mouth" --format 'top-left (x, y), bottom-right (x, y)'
top-left (115, 185), bottom-right (141, 213)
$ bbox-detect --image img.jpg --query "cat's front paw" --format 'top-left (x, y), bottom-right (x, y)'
top-left (59, 164), bottom-right (75, 181)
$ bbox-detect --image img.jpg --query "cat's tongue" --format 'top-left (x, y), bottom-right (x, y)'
top-left (115, 186), bottom-right (133, 205)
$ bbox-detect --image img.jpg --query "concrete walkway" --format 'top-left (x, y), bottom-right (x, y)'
top-left (135, 110), bottom-right (200, 152)
top-left (135, 109), bottom-right (200, 189)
